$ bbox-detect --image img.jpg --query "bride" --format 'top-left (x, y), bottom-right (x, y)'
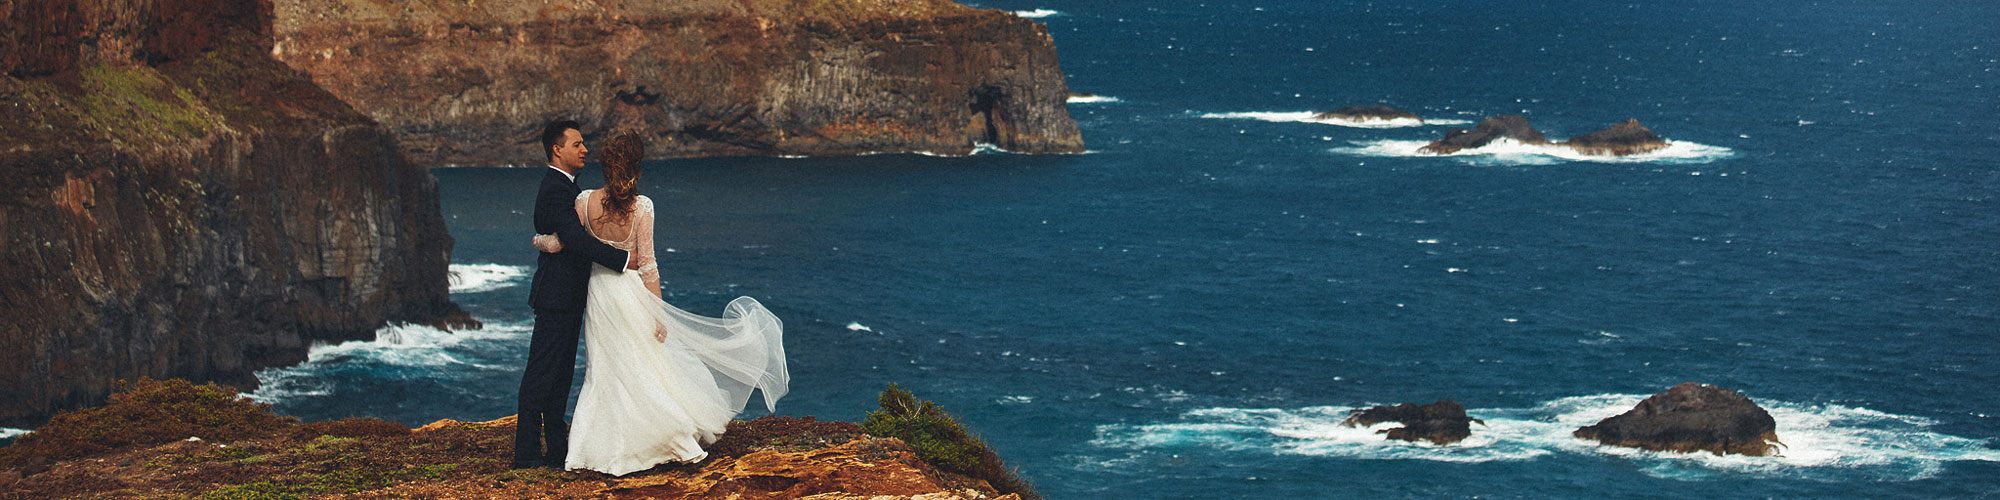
top-left (534, 132), bottom-right (788, 475)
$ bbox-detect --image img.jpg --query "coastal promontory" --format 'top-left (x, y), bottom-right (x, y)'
top-left (0, 0), bottom-right (465, 425)
top-left (269, 0), bottom-right (1087, 165)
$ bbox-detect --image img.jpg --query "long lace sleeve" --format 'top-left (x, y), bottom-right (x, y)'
top-left (636, 196), bottom-right (661, 298)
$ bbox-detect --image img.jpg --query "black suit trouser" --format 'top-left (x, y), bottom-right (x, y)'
top-left (515, 309), bottom-right (583, 465)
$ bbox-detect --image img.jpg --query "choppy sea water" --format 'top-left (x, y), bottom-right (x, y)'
top-left (78, 0), bottom-right (1999, 498)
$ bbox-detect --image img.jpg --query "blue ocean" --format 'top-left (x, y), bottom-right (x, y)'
top-left (236, 1), bottom-right (2000, 498)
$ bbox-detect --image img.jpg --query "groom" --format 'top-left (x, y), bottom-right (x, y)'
top-left (516, 119), bottom-right (637, 469)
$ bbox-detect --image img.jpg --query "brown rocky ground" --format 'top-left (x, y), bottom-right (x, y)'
top-left (0, 380), bottom-right (1024, 500)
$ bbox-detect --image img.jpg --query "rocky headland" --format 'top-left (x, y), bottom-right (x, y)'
top-left (1418, 115), bottom-right (1669, 156)
top-left (269, 0), bottom-right (1086, 165)
top-left (0, 0), bottom-right (466, 426)
top-left (1341, 400), bottom-right (1483, 446)
top-left (0, 379), bottom-right (1034, 500)
top-left (1573, 382), bottom-right (1783, 456)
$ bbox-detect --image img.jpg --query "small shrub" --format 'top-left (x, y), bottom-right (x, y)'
top-left (0, 378), bottom-right (294, 468)
top-left (860, 384), bottom-right (1039, 500)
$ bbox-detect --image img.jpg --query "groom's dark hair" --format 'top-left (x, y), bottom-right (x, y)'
top-left (541, 119), bottom-right (582, 162)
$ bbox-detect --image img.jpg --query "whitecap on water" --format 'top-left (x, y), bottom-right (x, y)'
top-left (0, 427), bottom-right (30, 439)
top-left (1013, 9), bottom-right (1060, 18)
top-left (1090, 393), bottom-right (2000, 480)
top-left (247, 320), bottom-right (530, 403)
top-left (1331, 138), bottom-right (1736, 166)
top-left (448, 263), bottom-right (529, 294)
top-left (1068, 95), bottom-right (1121, 104)
top-left (1199, 111), bottom-right (1471, 129)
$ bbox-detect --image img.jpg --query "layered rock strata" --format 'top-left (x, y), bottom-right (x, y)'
top-left (269, 0), bottom-right (1086, 165)
top-left (1573, 382), bottom-right (1783, 456)
top-left (0, 0), bottom-right (465, 425)
top-left (1342, 400), bottom-right (1483, 445)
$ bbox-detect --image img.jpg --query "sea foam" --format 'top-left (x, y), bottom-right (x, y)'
top-left (1199, 111), bottom-right (1470, 129)
top-left (0, 427), bottom-right (29, 439)
top-left (1014, 9), bottom-right (1060, 18)
top-left (1331, 138), bottom-right (1736, 165)
top-left (1090, 393), bottom-right (2000, 480)
top-left (449, 263), bottom-right (529, 294)
top-left (247, 321), bottom-right (530, 403)
top-left (1068, 94), bottom-right (1122, 104)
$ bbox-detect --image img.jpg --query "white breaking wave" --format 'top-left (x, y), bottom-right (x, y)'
top-left (449, 263), bottom-right (529, 294)
top-left (1331, 138), bottom-right (1736, 165)
top-left (1068, 95), bottom-right (1121, 104)
top-left (247, 321), bottom-right (531, 403)
top-left (1091, 393), bottom-right (2000, 480)
top-left (1014, 9), bottom-right (1059, 18)
top-left (917, 143), bottom-right (1012, 157)
top-left (0, 428), bottom-right (30, 439)
top-left (1199, 111), bottom-right (1470, 129)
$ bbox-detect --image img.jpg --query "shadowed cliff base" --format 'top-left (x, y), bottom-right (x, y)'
top-left (270, 0), bottom-right (1086, 165)
top-left (0, 0), bottom-right (470, 426)
top-left (0, 379), bottom-right (1032, 500)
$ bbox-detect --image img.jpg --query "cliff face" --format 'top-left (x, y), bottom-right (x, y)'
top-left (0, 0), bottom-right (464, 425)
top-left (269, 0), bottom-right (1085, 165)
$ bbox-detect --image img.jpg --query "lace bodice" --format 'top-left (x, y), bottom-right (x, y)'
top-left (577, 190), bottom-right (659, 293)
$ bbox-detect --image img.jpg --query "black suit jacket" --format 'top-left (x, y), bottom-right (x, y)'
top-left (528, 167), bottom-right (630, 313)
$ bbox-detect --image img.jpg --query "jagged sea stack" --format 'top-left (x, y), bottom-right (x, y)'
top-left (1341, 400), bottom-right (1483, 445)
top-left (1574, 382), bottom-right (1782, 456)
top-left (1567, 118), bottom-right (1670, 156)
top-left (0, 0), bottom-right (465, 425)
top-left (1418, 115), bottom-right (1549, 154)
top-left (269, 0), bottom-right (1087, 164)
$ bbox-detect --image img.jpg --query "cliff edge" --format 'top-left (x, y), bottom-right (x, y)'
top-left (0, 379), bottom-right (1033, 500)
top-left (270, 0), bottom-right (1086, 165)
top-left (0, 0), bottom-right (466, 425)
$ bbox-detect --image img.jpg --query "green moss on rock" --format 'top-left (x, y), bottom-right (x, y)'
top-left (861, 383), bottom-right (1039, 500)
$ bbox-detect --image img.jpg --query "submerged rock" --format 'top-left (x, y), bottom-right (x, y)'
top-left (1341, 400), bottom-right (1483, 445)
top-left (1418, 115), bottom-right (1549, 154)
top-left (1313, 105), bottom-right (1422, 123)
top-left (1573, 382), bottom-right (1782, 456)
top-left (1566, 118), bottom-right (1670, 156)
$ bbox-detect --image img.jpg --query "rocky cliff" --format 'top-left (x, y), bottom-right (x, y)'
top-left (0, 0), bottom-right (465, 425)
top-left (268, 0), bottom-right (1085, 166)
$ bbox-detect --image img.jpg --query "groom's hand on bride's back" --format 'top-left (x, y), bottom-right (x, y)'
top-left (531, 234), bottom-right (563, 253)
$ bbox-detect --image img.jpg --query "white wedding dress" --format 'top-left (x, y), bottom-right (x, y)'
top-left (564, 191), bottom-right (788, 476)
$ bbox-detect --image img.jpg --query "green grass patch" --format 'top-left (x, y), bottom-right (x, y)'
top-left (194, 463), bottom-right (457, 500)
top-left (861, 384), bottom-right (1039, 500)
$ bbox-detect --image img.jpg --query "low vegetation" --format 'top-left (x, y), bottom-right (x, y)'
top-left (861, 383), bottom-right (1039, 500)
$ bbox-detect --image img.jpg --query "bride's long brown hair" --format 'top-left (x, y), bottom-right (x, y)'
top-left (596, 132), bottom-right (645, 224)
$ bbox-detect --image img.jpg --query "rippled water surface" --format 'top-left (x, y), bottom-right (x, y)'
top-left (240, 1), bottom-right (1997, 498)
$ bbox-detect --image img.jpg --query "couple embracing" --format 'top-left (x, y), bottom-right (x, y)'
top-left (514, 120), bottom-right (789, 475)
